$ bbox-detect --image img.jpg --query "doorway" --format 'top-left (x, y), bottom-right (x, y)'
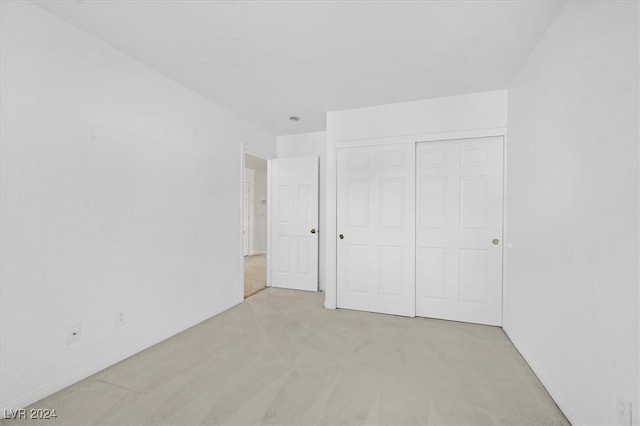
top-left (243, 153), bottom-right (268, 298)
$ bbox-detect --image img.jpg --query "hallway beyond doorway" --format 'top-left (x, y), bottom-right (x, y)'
top-left (244, 254), bottom-right (266, 298)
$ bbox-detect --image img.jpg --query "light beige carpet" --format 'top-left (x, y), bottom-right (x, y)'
top-left (244, 254), bottom-right (266, 298)
top-left (3, 288), bottom-right (568, 426)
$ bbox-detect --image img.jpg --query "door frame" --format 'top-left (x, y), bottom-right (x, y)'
top-left (240, 147), bottom-right (271, 297)
top-left (326, 128), bottom-right (509, 323)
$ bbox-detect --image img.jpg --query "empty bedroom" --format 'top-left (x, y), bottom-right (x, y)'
top-left (1, 1), bottom-right (638, 425)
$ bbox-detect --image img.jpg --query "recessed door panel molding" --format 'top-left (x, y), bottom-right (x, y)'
top-left (337, 143), bottom-right (416, 317)
top-left (420, 149), bottom-right (447, 168)
top-left (458, 248), bottom-right (489, 303)
top-left (278, 185), bottom-right (291, 223)
top-left (379, 179), bottom-right (404, 228)
top-left (297, 184), bottom-right (311, 223)
top-left (297, 236), bottom-right (311, 275)
top-left (419, 177), bottom-right (447, 228)
top-left (418, 247), bottom-right (447, 299)
top-left (460, 146), bottom-right (489, 166)
top-left (269, 157), bottom-right (319, 291)
top-left (378, 245), bottom-right (405, 296)
top-left (380, 150), bottom-right (404, 168)
top-left (347, 152), bottom-right (370, 172)
top-left (347, 180), bottom-right (369, 227)
top-left (460, 176), bottom-right (489, 229)
top-left (416, 136), bottom-right (504, 326)
top-left (345, 244), bottom-right (368, 293)
top-left (278, 236), bottom-right (290, 273)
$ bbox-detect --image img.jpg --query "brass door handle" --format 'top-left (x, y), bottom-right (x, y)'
top-left (339, 234), bottom-right (344, 240)
top-left (492, 239), bottom-right (500, 245)
top-left (310, 228), bottom-right (316, 234)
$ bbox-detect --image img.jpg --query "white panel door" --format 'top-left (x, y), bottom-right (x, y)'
top-left (269, 157), bottom-right (319, 291)
top-left (416, 137), bottom-right (504, 326)
top-left (336, 143), bottom-right (415, 317)
top-left (243, 181), bottom-right (250, 256)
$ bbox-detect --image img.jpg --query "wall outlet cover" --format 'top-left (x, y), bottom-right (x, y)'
top-left (66, 323), bottom-right (81, 345)
top-left (115, 311), bottom-right (126, 327)
top-left (616, 394), bottom-right (632, 426)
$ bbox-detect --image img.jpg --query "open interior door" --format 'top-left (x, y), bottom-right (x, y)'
top-left (268, 157), bottom-right (319, 291)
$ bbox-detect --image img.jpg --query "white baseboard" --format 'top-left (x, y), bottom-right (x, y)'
top-left (503, 326), bottom-right (583, 426)
top-left (1, 297), bottom-right (242, 415)
top-left (324, 300), bottom-right (336, 309)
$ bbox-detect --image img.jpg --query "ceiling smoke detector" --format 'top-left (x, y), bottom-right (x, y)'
top-left (289, 116), bottom-right (301, 121)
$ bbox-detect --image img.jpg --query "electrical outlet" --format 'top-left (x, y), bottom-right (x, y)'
top-left (115, 310), bottom-right (126, 327)
top-left (616, 394), bottom-right (632, 426)
top-left (66, 323), bottom-right (81, 345)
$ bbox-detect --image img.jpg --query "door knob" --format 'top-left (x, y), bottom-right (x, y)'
top-left (492, 239), bottom-right (500, 245)
top-left (310, 228), bottom-right (317, 234)
top-left (339, 234), bottom-right (344, 240)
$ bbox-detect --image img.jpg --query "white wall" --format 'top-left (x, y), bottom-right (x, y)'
top-left (505, 2), bottom-right (639, 425)
top-left (0, 1), bottom-right (275, 411)
top-left (277, 131), bottom-right (327, 290)
top-left (324, 91), bottom-right (507, 308)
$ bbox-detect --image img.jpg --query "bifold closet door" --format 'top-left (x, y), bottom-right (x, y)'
top-left (336, 143), bottom-right (415, 317)
top-left (416, 137), bottom-right (504, 326)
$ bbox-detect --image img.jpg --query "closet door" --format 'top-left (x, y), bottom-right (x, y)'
top-left (336, 143), bottom-right (415, 317)
top-left (416, 137), bottom-right (504, 326)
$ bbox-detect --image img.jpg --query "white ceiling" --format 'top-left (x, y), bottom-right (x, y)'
top-left (34, 0), bottom-right (564, 135)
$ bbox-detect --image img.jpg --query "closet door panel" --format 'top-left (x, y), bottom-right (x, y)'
top-left (336, 143), bottom-right (415, 317)
top-left (416, 137), bottom-right (504, 326)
